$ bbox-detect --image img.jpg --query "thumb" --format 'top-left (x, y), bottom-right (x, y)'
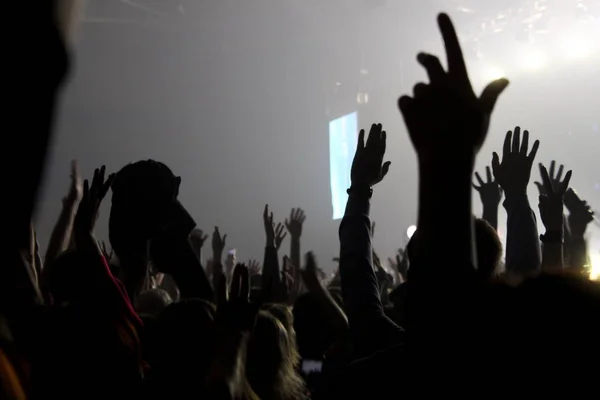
top-left (480, 78), bottom-right (509, 114)
top-left (381, 161), bottom-right (391, 178)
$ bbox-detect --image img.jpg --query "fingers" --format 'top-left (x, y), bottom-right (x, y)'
top-left (502, 131), bottom-right (512, 158)
top-left (475, 171), bottom-right (485, 186)
top-left (520, 130), bottom-right (529, 156)
top-left (528, 140), bottom-right (540, 162)
top-left (555, 163), bottom-right (564, 181)
top-left (263, 204), bottom-right (269, 219)
top-left (366, 124), bottom-right (382, 148)
top-left (437, 13), bottom-right (468, 80)
top-left (356, 129), bottom-right (365, 153)
top-left (534, 182), bottom-right (545, 195)
top-left (539, 164), bottom-right (554, 195)
top-left (549, 160), bottom-right (556, 179)
top-left (559, 170), bottom-right (572, 195)
top-left (381, 161), bottom-right (391, 179)
top-left (479, 78), bottom-right (509, 114)
top-left (492, 152), bottom-right (501, 178)
top-left (413, 83), bottom-right (428, 98)
top-left (512, 127), bottom-right (521, 154)
top-left (417, 52), bottom-right (445, 82)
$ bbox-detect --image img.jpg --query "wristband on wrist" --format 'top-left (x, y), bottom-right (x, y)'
top-left (347, 186), bottom-right (373, 198)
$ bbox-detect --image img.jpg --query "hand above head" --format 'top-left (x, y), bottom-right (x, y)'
top-left (473, 165), bottom-right (503, 207)
top-left (274, 222), bottom-right (287, 251)
top-left (350, 123), bottom-right (391, 188)
top-left (211, 227), bottom-right (227, 263)
top-left (537, 163), bottom-right (572, 232)
top-left (263, 205), bottom-right (283, 248)
top-left (564, 189), bottom-right (594, 238)
top-left (398, 13), bottom-right (509, 163)
top-left (284, 208), bottom-right (306, 238)
top-left (216, 263), bottom-right (258, 333)
top-left (74, 165), bottom-right (115, 235)
top-left (247, 260), bottom-right (261, 277)
top-left (492, 127), bottom-right (539, 200)
top-left (534, 160), bottom-right (566, 196)
top-left (190, 228), bottom-right (209, 249)
top-left (66, 159), bottom-right (83, 205)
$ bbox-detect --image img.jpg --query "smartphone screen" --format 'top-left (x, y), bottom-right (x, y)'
top-left (301, 360), bottom-right (323, 375)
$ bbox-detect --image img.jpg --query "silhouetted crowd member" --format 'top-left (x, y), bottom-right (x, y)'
top-left (1, 2), bottom-right (598, 399)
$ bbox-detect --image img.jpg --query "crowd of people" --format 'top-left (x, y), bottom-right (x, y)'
top-left (2, 3), bottom-right (599, 399)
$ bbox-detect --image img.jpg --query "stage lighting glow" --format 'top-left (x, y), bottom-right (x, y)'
top-left (590, 252), bottom-right (600, 281)
top-left (482, 66), bottom-right (506, 81)
top-left (561, 34), bottom-right (594, 59)
top-left (406, 225), bottom-right (417, 239)
top-left (520, 48), bottom-right (547, 70)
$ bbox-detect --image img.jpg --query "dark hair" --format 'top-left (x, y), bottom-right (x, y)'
top-left (474, 218), bottom-right (503, 280)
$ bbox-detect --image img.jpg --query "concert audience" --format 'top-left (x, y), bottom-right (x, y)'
top-left (1, 2), bottom-right (598, 399)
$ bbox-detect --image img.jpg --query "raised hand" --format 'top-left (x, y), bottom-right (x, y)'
top-left (537, 163), bottom-right (572, 232)
top-left (274, 222), bottom-right (287, 251)
top-left (216, 263), bottom-right (258, 331)
top-left (350, 123), bottom-right (391, 188)
top-left (190, 228), bottom-right (209, 249)
top-left (398, 13), bottom-right (509, 160)
top-left (301, 252), bottom-right (321, 291)
top-left (262, 205), bottom-right (281, 248)
top-left (247, 260), bottom-right (261, 277)
top-left (473, 166), bottom-right (503, 206)
top-left (284, 208), bottom-right (306, 238)
top-left (492, 127), bottom-right (539, 200)
top-left (534, 160), bottom-right (565, 196)
top-left (74, 165), bottom-right (115, 234)
top-left (66, 159), bottom-right (83, 205)
top-left (565, 189), bottom-right (595, 238)
top-left (211, 227), bottom-right (227, 262)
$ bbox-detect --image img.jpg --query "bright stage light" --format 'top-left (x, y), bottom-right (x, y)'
top-left (590, 252), bottom-right (600, 281)
top-left (560, 34), bottom-right (594, 59)
top-left (482, 66), bottom-right (506, 81)
top-left (406, 225), bottom-right (417, 239)
top-left (520, 48), bottom-right (548, 70)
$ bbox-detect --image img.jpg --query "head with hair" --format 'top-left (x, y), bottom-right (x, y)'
top-left (474, 218), bottom-right (503, 280)
top-left (136, 288), bottom-right (172, 318)
top-left (109, 160), bottom-right (182, 258)
top-left (405, 219), bottom-right (502, 280)
top-left (246, 311), bottom-right (305, 400)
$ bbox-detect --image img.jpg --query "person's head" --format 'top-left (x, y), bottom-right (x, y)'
top-left (246, 311), bottom-right (304, 400)
top-left (109, 160), bottom-right (183, 258)
top-left (474, 218), bottom-right (503, 280)
top-left (136, 288), bottom-right (172, 318)
top-left (293, 292), bottom-right (336, 362)
top-left (405, 219), bottom-right (503, 280)
top-left (153, 299), bottom-right (216, 382)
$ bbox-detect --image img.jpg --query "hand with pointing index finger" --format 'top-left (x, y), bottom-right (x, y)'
top-left (399, 13), bottom-right (509, 161)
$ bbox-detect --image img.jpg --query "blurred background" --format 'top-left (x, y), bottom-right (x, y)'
top-left (38, 0), bottom-right (599, 273)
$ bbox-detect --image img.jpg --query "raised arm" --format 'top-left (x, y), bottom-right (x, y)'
top-left (492, 128), bottom-right (541, 277)
top-left (339, 123), bottom-right (403, 355)
top-left (473, 166), bottom-right (503, 230)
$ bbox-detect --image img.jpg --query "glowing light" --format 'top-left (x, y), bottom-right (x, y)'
top-left (590, 253), bottom-right (600, 281)
top-left (560, 34), bottom-right (594, 59)
top-left (482, 66), bottom-right (506, 81)
top-left (520, 48), bottom-right (547, 70)
top-left (406, 225), bottom-right (417, 239)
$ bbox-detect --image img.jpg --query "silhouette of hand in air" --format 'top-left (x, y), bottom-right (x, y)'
top-left (285, 208), bottom-right (306, 238)
top-left (399, 13), bottom-right (509, 160)
top-left (534, 160), bottom-right (566, 197)
top-left (473, 166), bottom-right (503, 207)
top-left (263, 205), bottom-right (286, 248)
top-left (211, 227), bottom-right (227, 262)
top-left (65, 159), bottom-right (83, 205)
top-left (492, 127), bottom-right (539, 200)
top-left (350, 123), bottom-right (391, 188)
top-left (564, 189), bottom-right (594, 238)
top-left (74, 165), bottom-right (114, 234)
top-left (537, 163), bottom-right (572, 231)
top-left (216, 264), bottom-right (258, 332)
